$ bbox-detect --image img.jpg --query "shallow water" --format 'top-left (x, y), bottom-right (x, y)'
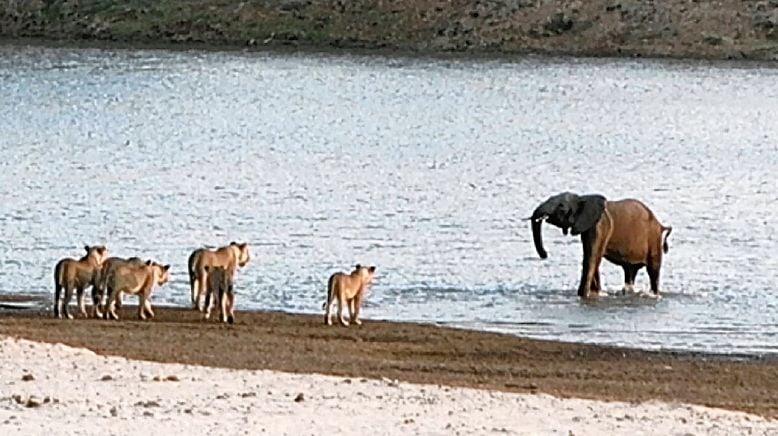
top-left (0, 44), bottom-right (776, 356)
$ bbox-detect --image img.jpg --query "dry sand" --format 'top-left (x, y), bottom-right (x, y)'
top-left (1, 336), bottom-right (776, 436)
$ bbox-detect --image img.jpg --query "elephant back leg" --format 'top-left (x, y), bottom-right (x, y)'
top-left (646, 254), bottom-right (663, 295)
top-left (622, 265), bottom-right (640, 294)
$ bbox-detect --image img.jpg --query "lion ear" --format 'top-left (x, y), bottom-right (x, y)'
top-left (163, 264), bottom-right (171, 271)
top-left (84, 245), bottom-right (91, 252)
top-left (230, 241), bottom-right (237, 246)
top-left (369, 266), bottom-right (376, 273)
top-left (146, 260), bottom-right (152, 266)
top-left (355, 264), bottom-right (361, 270)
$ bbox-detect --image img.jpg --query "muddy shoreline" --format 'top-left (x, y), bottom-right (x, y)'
top-left (1, 302), bottom-right (777, 419)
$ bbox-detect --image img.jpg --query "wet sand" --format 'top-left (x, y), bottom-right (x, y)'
top-left (1, 303), bottom-right (776, 419)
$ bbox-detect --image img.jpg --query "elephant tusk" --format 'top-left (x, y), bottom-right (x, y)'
top-left (532, 215), bottom-right (548, 223)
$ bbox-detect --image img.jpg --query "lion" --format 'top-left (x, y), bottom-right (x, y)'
top-left (188, 242), bottom-right (250, 312)
top-left (92, 256), bottom-right (144, 317)
top-left (323, 264), bottom-right (376, 326)
top-left (103, 260), bottom-right (170, 321)
top-left (203, 265), bottom-right (236, 324)
top-left (53, 245), bottom-right (108, 319)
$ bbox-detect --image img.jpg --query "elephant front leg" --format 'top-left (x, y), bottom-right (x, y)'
top-left (578, 230), bottom-right (607, 298)
top-left (590, 268), bottom-right (601, 293)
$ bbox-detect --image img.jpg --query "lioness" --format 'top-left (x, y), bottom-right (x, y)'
top-left (103, 260), bottom-right (170, 321)
top-left (188, 242), bottom-right (250, 312)
top-left (93, 256), bottom-right (144, 317)
top-left (53, 245), bottom-right (108, 319)
top-left (203, 265), bottom-right (236, 324)
top-left (323, 264), bottom-right (376, 327)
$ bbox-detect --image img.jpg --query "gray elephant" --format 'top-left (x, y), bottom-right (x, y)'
top-left (530, 192), bottom-right (672, 298)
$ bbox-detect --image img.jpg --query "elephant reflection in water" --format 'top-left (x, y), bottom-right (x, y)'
top-left (530, 192), bottom-right (672, 298)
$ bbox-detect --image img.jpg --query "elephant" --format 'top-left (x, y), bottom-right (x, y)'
top-left (529, 192), bottom-right (672, 298)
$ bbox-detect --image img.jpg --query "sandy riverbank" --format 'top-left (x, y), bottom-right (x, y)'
top-left (2, 336), bottom-right (776, 435)
top-left (1, 1), bottom-right (778, 61)
top-left (0, 304), bottom-right (777, 422)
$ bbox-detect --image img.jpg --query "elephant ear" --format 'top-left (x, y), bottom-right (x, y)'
top-left (571, 195), bottom-right (606, 235)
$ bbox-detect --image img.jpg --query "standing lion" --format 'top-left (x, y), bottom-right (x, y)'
top-left (53, 245), bottom-right (108, 319)
top-left (103, 260), bottom-right (170, 321)
top-left (323, 264), bottom-right (376, 327)
top-left (188, 242), bottom-right (250, 311)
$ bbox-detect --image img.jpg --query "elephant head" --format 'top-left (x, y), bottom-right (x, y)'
top-left (530, 192), bottom-right (607, 259)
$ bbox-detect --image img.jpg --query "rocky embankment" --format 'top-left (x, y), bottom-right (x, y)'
top-left (2, 0), bottom-right (778, 60)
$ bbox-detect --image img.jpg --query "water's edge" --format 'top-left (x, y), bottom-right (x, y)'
top-left (3, 294), bottom-right (776, 363)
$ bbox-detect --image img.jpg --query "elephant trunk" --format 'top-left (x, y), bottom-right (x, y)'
top-left (530, 209), bottom-right (548, 259)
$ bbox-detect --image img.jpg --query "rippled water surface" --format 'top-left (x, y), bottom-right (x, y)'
top-left (1, 44), bottom-right (776, 356)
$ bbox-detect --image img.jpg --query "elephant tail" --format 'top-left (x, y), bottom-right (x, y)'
top-left (662, 226), bottom-right (673, 254)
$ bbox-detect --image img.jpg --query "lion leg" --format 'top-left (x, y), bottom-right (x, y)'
top-left (324, 296), bottom-right (334, 326)
top-left (347, 298), bottom-right (356, 322)
top-left (112, 290), bottom-right (122, 320)
top-left (77, 287), bottom-right (88, 318)
top-left (352, 294), bottom-right (363, 326)
top-left (197, 269), bottom-right (208, 312)
top-left (104, 286), bottom-right (119, 320)
top-left (62, 285), bottom-right (75, 320)
top-left (138, 294), bottom-right (148, 321)
top-left (337, 293), bottom-right (349, 327)
top-left (203, 287), bottom-right (213, 320)
top-left (54, 282), bottom-right (63, 319)
top-left (143, 296), bottom-right (154, 320)
top-left (227, 293), bottom-right (235, 325)
top-left (189, 273), bottom-right (198, 308)
top-left (219, 288), bottom-right (228, 323)
top-left (191, 277), bottom-right (200, 310)
top-left (90, 284), bottom-right (102, 318)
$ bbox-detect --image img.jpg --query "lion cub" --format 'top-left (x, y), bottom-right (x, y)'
top-left (203, 265), bottom-right (236, 324)
top-left (53, 245), bottom-right (108, 319)
top-left (103, 260), bottom-right (170, 321)
top-left (323, 264), bottom-right (376, 327)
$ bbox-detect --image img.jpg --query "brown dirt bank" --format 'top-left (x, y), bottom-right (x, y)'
top-left (2, 1), bottom-right (778, 61)
top-left (1, 305), bottom-right (777, 419)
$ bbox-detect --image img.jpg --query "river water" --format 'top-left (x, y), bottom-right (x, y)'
top-left (0, 44), bottom-right (776, 356)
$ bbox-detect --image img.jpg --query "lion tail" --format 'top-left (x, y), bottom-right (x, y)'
top-left (322, 274), bottom-right (336, 310)
top-left (53, 260), bottom-right (64, 317)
